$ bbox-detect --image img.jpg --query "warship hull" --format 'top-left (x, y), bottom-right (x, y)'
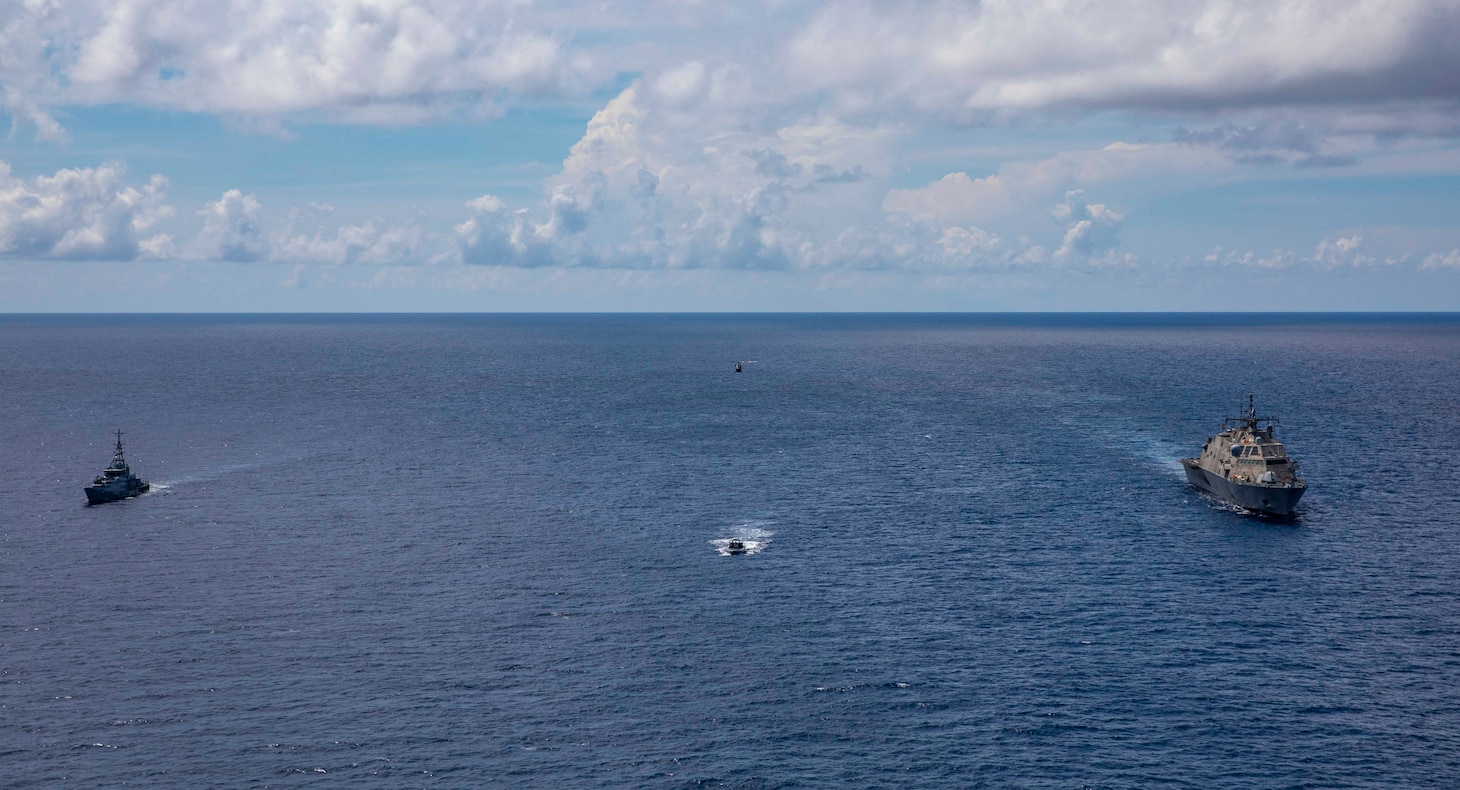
top-left (85, 481), bottom-right (148, 505)
top-left (1182, 460), bottom-right (1305, 517)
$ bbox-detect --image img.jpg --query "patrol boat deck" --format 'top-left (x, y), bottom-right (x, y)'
top-left (1181, 396), bottom-right (1307, 517)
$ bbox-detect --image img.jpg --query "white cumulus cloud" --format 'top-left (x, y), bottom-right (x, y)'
top-left (785, 1), bottom-right (1460, 117)
top-left (7, 1), bottom-right (1460, 138)
top-left (0, 161), bottom-right (173, 260)
top-left (1202, 235), bottom-right (1401, 270)
top-left (1422, 248), bottom-right (1460, 269)
top-left (453, 83), bottom-right (903, 271)
top-left (1053, 190), bottom-right (1124, 261)
top-left (275, 219), bottom-right (426, 265)
top-left (13, 0), bottom-right (591, 127)
top-left (884, 143), bottom-right (1224, 227)
top-left (192, 188), bottom-right (426, 264)
top-left (194, 190), bottom-right (267, 262)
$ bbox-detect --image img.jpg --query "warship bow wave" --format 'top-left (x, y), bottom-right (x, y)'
top-left (85, 430), bottom-right (149, 505)
top-left (1181, 396), bottom-right (1307, 517)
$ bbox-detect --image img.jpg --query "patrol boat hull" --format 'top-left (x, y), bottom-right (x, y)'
top-left (85, 480), bottom-right (149, 505)
top-left (1182, 459), bottom-right (1305, 517)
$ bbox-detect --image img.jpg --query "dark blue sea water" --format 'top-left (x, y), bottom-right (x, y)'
top-left (3, 314), bottom-right (1460, 787)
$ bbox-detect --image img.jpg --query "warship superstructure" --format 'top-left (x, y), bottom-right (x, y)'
top-left (1181, 396), bottom-right (1306, 517)
top-left (85, 430), bottom-right (149, 504)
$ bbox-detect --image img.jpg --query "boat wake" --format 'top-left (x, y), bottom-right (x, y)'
top-left (1131, 436), bottom-right (1190, 479)
top-left (150, 458), bottom-right (282, 491)
top-left (1193, 489), bottom-right (1253, 515)
top-left (1063, 416), bottom-right (1188, 479)
top-left (711, 522), bottom-right (774, 556)
top-left (1191, 489), bottom-right (1302, 523)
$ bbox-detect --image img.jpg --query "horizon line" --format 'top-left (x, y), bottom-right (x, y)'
top-left (3, 310), bottom-right (1458, 317)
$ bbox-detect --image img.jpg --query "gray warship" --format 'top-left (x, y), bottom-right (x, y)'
top-left (85, 430), bottom-right (149, 505)
top-left (1181, 396), bottom-right (1307, 517)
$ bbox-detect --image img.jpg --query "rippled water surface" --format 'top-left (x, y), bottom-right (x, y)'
top-left (3, 314), bottom-right (1459, 787)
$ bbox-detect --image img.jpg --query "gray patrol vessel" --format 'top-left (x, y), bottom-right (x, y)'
top-left (1181, 396), bottom-right (1306, 517)
top-left (85, 430), bottom-right (150, 504)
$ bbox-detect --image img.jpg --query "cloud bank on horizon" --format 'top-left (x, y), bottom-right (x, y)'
top-left (3, 0), bottom-right (1460, 306)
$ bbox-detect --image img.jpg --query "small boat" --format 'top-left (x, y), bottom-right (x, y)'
top-left (726, 539), bottom-right (748, 555)
top-left (85, 430), bottom-right (149, 505)
top-left (734, 361), bottom-right (742, 373)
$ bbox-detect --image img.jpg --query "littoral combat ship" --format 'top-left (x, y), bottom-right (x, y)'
top-left (1181, 396), bottom-right (1307, 517)
top-left (85, 430), bottom-right (149, 504)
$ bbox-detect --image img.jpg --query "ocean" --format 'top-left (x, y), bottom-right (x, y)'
top-left (3, 313), bottom-right (1459, 786)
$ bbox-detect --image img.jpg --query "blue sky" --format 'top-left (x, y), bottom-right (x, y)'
top-left (2, 0), bottom-right (1459, 311)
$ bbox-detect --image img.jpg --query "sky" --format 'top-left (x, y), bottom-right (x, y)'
top-left (2, 0), bottom-right (1460, 312)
